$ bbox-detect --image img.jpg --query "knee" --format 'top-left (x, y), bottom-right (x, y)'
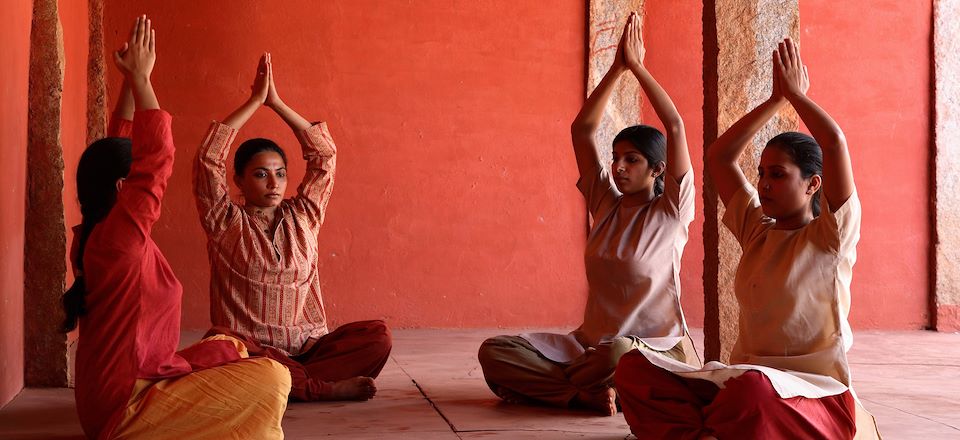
top-left (244, 358), bottom-right (293, 400)
top-left (716, 371), bottom-right (776, 407)
top-left (605, 337), bottom-right (638, 367)
top-left (367, 320), bottom-right (392, 351)
top-left (477, 336), bottom-right (513, 369)
top-left (613, 350), bottom-right (651, 387)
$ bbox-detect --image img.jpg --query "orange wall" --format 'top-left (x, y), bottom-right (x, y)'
top-left (60, 0), bottom-right (88, 297)
top-left (0, 0), bottom-right (32, 408)
top-left (801, 0), bottom-right (932, 329)
top-left (98, 1), bottom-right (932, 332)
top-left (643, 1), bottom-right (705, 328)
top-left (104, 1), bottom-right (589, 330)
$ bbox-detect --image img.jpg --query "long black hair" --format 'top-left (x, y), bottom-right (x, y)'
top-left (766, 131), bottom-right (824, 217)
top-left (234, 138), bottom-right (287, 176)
top-left (612, 124), bottom-right (667, 196)
top-left (61, 137), bottom-right (132, 332)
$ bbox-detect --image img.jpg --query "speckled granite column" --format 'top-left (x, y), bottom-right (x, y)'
top-left (934, 0), bottom-right (960, 332)
top-left (588, 0), bottom-right (645, 152)
top-left (703, 0), bottom-right (799, 362)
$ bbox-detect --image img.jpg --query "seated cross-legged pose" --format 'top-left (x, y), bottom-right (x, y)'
top-left (614, 38), bottom-right (880, 439)
top-left (62, 16), bottom-right (290, 440)
top-left (478, 13), bottom-right (697, 416)
top-left (195, 53), bottom-right (392, 402)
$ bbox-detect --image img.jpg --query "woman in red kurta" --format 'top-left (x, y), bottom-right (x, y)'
top-left (195, 53), bottom-right (391, 401)
top-left (62, 17), bottom-right (290, 439)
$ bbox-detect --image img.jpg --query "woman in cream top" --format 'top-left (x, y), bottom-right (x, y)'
top-left (614, 38), bottom-right (879, 439)
top-left (478, 13), bottom-right (696, 416)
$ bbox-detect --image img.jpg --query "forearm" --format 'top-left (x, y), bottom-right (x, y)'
top-left (629, 64), bottom-right (683, 131)
top-left (707, 97), bottom-right (785, 165)
top-left (269, 100), bottom-right (311, 132)
top-left (788, 94), bottom-right (846, 152)
top-left (630, 63), bottom-right (690, 177)
top-left (130, 76), bottom-right (159, 111)
top-left (571, 66), bottom-right (628, 136)
top-left (116, 79), bottom-right (135, 120)
top-left (222, 98), bottom-right (260, 130)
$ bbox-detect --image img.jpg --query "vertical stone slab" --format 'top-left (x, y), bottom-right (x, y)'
top-left (702, 0), bottom-right (799, 362)
top-left (588, 0), bottom-right (645, 150)
top-left (934, 0), bottom-right (960, 332)
top-left (87, 0), bottom-right (106, 144)
top-left (25, 0), bottom-right (69, 387)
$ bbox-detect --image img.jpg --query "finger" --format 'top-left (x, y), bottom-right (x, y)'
top-left (113, 50), bottom-right (123, 67)
top-left (127, 17), bottom-right (138, 45)
top-left (149, 29), bottom-right (155, 53)
top-left (143, 18), bottom-right (152, 48)
top-left (136, 15), bottom-right (146, 47)
top-left (778, 41), bottom-right (789, 68)
top-left (786, 38), bottom-right (798, 68)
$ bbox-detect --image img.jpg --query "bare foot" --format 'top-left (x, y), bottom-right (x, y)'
top-left (328, 376), bottom-right (377, 401)
top-left (494, 386), bottom-right (532, 405)
top-left (573, 387), bottom-right (617, 416)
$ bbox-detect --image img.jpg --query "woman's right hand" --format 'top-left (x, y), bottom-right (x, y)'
top-left (249, 53), bottom-right (270, 105)
top-left (623, 12), bottom-right (645, 71)
top-left (113, 15), bottom-right (155, 81)
top-left (609, 16), bottom-right (631, 74)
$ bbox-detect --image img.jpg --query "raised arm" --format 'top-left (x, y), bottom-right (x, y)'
top-left (623, 12), bottom-right (690, 181)
top-left (109, 15), bottom-right (174, 241)
top-left (192, 55), bottom-right (271, 236)
top-left (776, 38), bottom-right (854, 211)
top-left (705, 48), bottom-right (795, 206)
top-left (570, 19), bottom-right (630, 178)
top-left (263, 54), bottom-right (336, 226)
top-left (264, 53), bottom-right (311, 132)
top-left (113, 16), bottom-right (158, 112)
top-left (221, 53), bottom-right (270, 129)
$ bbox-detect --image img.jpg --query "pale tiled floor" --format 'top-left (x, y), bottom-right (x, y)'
top-left (1, 328), bottom-right (958, 439)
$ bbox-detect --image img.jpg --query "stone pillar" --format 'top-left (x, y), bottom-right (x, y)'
top-left (87, 0), bottom-right (106, 144)
top-left (934, 0), bottom-right (960, 332)
top-left (702, 0), bottom-right (799, 362)
top-left (588, 0), bottom-right (645, 149)
top-left (24, 0), bottom-right (69, 387)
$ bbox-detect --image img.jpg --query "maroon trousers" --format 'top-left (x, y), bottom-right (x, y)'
top-left (206, 320), bottom-right (392, 401)
top-left (614, 351), bottom-right (857, 440)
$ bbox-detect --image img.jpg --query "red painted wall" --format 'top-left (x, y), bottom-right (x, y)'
top-left (60, 0), bottom-right (88, 301)
top-left (801, 0), bottom-right (932, 329)
top-left (643, 1), bottom-right (705, 328)
top-left (103, 1), bottom-right (588, 330)
top-left (0, 0), bottom-right (32, 409)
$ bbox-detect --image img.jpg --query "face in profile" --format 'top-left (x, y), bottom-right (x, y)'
top-left (236, 151), bottom-right (288, 209)
top-left (757, 145), bottom-right (819, 220)
top-left (611, 140), bottom-right (659, 195)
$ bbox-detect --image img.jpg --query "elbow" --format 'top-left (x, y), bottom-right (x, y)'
top-left (820, 131), bottom-right (848, 154)
top-left (664, 120), bottom-right (685, 138)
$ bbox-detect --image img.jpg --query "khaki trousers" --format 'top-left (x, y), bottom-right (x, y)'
top-left (477, 335), bottom-right (685, 407)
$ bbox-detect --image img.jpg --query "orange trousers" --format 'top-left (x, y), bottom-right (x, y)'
top-left (111, 335), bottom-right (291, 440)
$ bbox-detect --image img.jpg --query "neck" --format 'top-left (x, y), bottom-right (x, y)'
top-left (621, 187), bottom-right (656, 207)
top-left (773, 210), bottom-right (814, 230)
top-left (244, 203), bottom-right (278, 218)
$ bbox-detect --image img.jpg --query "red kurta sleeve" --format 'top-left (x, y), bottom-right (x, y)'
top-left (107, 111), bottom-right (134, 138)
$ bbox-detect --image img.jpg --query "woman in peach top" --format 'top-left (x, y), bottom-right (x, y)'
top-left (478, 13), bottom-right (696, 415)
top-left (614, 38), bottom-right (879, 439)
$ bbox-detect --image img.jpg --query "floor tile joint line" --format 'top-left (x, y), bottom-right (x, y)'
top-left (390, 356), bottom-right (464, 439)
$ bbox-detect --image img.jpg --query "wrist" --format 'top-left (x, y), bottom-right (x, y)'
top-left (127, 74), bottom-right (151, 86)
top-left (608, 64), bottom-right (629, 77)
